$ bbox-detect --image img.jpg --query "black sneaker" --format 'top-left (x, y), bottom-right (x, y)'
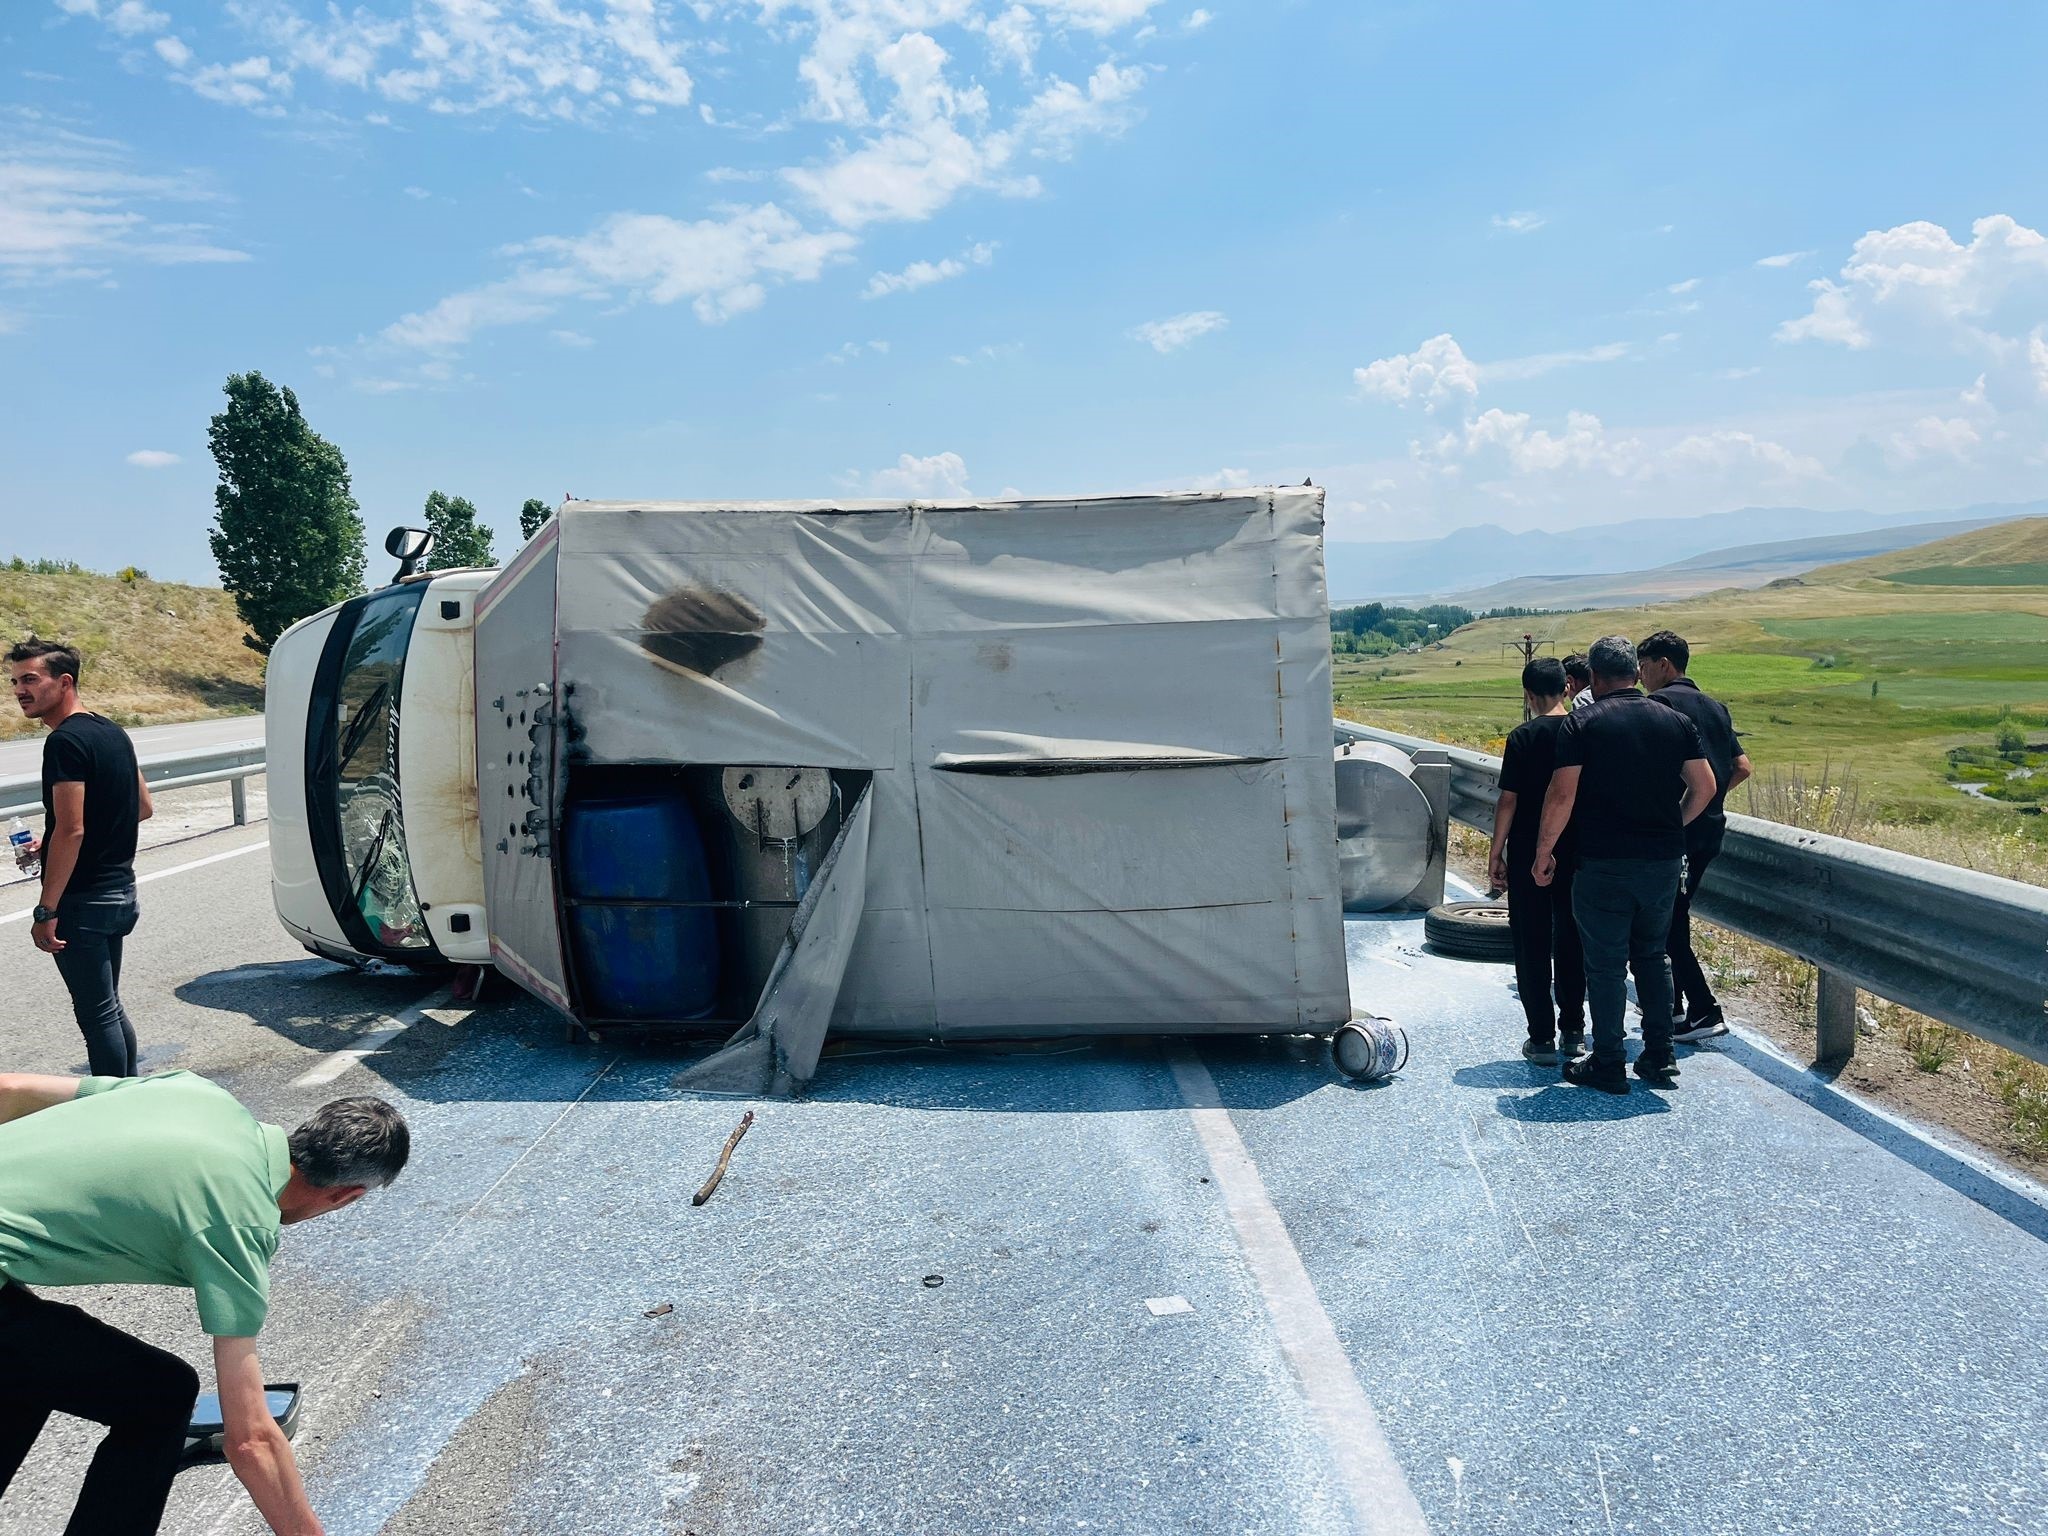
top-left (1558, 1031), bottom-right (1587, 1060)
top-left (1672, 1007), bottom-right (1728, 1043)
top-left (1562, 1057), bottom-right (1629, 1095)
top-left (1634, 1054), bottom-right (1681, 1087)
top-left (1522, 1037), bottom-right (1562, 1064)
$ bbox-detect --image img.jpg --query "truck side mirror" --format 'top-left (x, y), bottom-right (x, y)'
top-left (385, 526), bottom-right (436, 583)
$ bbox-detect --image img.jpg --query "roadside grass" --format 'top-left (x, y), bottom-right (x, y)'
top-left (0, 569), bottom-right (262, 740)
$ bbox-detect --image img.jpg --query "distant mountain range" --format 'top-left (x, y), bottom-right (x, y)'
top-left (1325, 500), bottom-right (2048, 607)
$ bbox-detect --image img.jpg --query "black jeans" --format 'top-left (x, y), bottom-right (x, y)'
top-left (1572, 856), bottom-right (1682, 1068)
top-left (52, 890), bottom-right (140, 1077)
top-left (1667, 832), bottom-right (1721, 1020)
top-left (1506, 859), bottom-right (1585, 1041)
top-left (0, 1282), bottom-right (199, 1535)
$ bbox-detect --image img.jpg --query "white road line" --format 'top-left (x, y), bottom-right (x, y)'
top-left (291, 986), bottom-right (461, 1088)
top-left (1, 838), bottom-right (268, 924)
top-left (1168, 1048), bottom-right (1433, 1536)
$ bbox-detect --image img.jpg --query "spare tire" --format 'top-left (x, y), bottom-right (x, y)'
top-left (1424, 900), bottom-right (1515, 962)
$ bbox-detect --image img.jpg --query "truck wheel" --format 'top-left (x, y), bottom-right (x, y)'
top-left (1423, 901), bottom-right (1515, 963)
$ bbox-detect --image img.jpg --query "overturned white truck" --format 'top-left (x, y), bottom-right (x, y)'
top-left (265, 490), bottom-right (1364, 1090)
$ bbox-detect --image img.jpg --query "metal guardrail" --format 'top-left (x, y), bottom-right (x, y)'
top-left (1336, 718), bottom-right (2048, 1068)
top-left (0, 739), bottom-right (266, 826)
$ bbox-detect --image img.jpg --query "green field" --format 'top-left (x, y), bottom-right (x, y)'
top-left (1332, 571), bottom-right (2048, 867)
top-left (1886, 563), bottom-right (2048, 586)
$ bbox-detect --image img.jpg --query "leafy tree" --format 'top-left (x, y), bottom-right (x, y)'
top-left (207, 372), bottom-right (366, 654)
top-left (422, 491), bottom-right (497, 570)
top-left (518, 497), bottom-right (553, 541)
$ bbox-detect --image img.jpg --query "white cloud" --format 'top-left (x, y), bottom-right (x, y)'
top-left (1357, 327), bottom-right (1818, 503)
top-left (1353, 333), bottom-right (1480, 408)
top-left (1777, 214), bottom-right (2048, 353)
top-left (1479, 340), bottom-right (1632, 383)
top-left (947, 340), bottom-right (1021, 365)
top-left (54, 0), bottom-right (169, 37)
top-left (549, 328), bottom-right (595, 347)
top-left (124, 448), bottom-right (179, 468)
top-left (402, 185), bottom-right (431, 201)
top-left (1776, 277), bottom-right (1868, 348)
top-left (1186, 8), bottom-right (1214, 28)
top-left (1666, 277), bottom-right (1699, 295)
top-left (1453, 408), bottom-right (1636, 478)
top-left (1012, 62), bottom-right (1147, 158)
top-left (1756, 249), bottom-right (1815, 268)
top-left (1882, 414), bottom-right (1980, 468)
top-left (1665, 429), bottom-right (1822, 478)
top-left (349, 3), bottom-right (1159, 369)
top-left (1491, 210), bottom-right (1545, 235)
top-left (786, 118), bottom-right (998, 228)
top-left (825, 338), bottom-right (890, 363)
top-left (863, 238), bottom-right (994, 297)
top-left (1716, 365), bottom-right (1762, 380)
top-left (180, 55), bottom-right (293, 112)
top-left (0, 116), bottom-right (249, 286)
top-left (67, 0), bottom-right (696, 121)
top-left (986, 6), bottom-right (1039, 72)
top-left (1037, 0), bottom-right (1162, 32)
top-left (1130, 308), bottom-right (1226, 353)
top-left (869, 449), bottom-right (971, 497)
top-left (379, 202), bottom-right (856, 353)
top-left (1186, 466), bottom-right (1249, 490)
top-left (1435, 410), bottom-right (1819, 488)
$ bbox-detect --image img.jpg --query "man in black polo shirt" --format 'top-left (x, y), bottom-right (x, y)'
top-left (8, 638), bottom-right (153, 1076)
top-left (1639, 630), bottom-right (1752, 1042)
top-left (1487, 657), bottom-right (1586, 1064)
top-left (1531, 636), bottom-right (1716, 1093)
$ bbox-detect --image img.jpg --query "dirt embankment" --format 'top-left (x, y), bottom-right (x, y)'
top-left (0, 570), bottom-right (262, 740)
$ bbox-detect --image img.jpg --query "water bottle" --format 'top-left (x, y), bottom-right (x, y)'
top-left (8, 816), bottom-right (36, 876)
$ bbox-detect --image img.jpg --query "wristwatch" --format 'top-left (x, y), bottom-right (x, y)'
top-left (32, 905), bottom-right (56, 924)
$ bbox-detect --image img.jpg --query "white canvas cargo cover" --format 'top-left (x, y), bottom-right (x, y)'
top-left (548, 489), bottom-right (1348, 1037)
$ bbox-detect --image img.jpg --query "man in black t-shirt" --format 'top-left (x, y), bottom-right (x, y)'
top-left (1640, 630), bottom-right (1752, 1041)
top-left (1531, 636), bottom-right (1716, 1093)
top-left (8, 638), bottom-right (153, 1076)
top-left (1487, 658), bottom-right (1585, 1063)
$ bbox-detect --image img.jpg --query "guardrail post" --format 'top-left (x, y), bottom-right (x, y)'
top-left (231, 776), bottom-right (249, 827)
top-left (1407, 748), bottom-right (1450, 911)
top-left (1815, 968), bottom-right (1857, 1065)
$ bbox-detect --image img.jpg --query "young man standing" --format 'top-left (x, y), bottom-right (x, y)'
top-left (1488, 657), bottom-right (1586, 1064)
top-left (8, 638), bottom-right (152, 1076)
top-left (1532, 636), bottom-right (1716, 1093)
top-left (1562, 654), bottom-right (1595, 711)
top-left (0, 1070), bottom-right (410, 1534)
top-left (1638, 630), bottom-right (1752, 1041)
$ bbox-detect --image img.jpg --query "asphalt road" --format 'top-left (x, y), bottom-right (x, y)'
top-left (0, 715), bottom-right (262, 780)
top-left (2, 821), bottom-right (2045, 1535)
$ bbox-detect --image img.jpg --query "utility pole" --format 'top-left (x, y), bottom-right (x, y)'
top-left (1500, 632), bottom-right (1553, 720)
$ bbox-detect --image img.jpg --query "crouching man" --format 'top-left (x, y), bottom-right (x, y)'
top-left (0, 1070), bottom-right (409, 1534)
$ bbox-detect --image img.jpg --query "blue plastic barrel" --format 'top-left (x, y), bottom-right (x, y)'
top-left (563, 789), bottom-right (721, 1020)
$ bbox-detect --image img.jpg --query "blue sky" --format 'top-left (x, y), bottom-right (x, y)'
top-left (4, 0), bottom-right (2047, 584)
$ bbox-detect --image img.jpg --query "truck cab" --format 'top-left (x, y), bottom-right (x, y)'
top-left (267, 569), bottom-right (495, 969)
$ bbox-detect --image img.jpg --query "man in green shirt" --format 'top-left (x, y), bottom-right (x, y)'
top-left (0, 1069), bottom-right (410, 1535)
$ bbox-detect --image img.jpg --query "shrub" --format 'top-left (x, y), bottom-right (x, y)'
top-left (1743, 758), bottom-right (1868, 838)
top-left (1904, 1019), bottom-right (1958, 1073)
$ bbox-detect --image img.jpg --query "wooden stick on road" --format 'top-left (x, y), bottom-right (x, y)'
top-left (693, 1111), bottom-right (755, 1207)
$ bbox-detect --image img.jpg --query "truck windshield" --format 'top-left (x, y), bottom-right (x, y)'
top-left (311, 584), bottom-right (434, 957)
